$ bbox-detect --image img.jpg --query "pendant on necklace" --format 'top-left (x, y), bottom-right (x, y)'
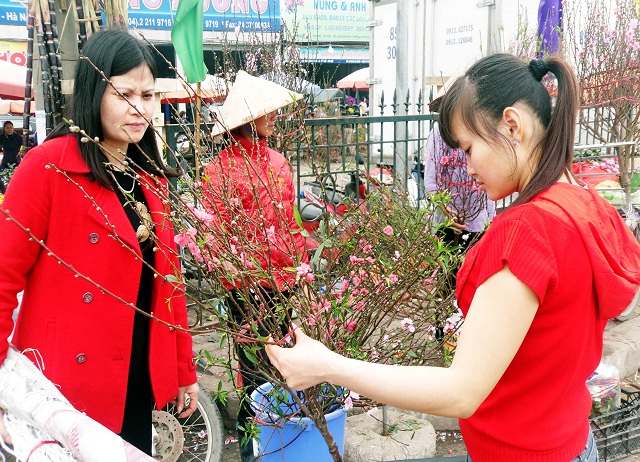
top-left (134, 201), bottom-right (155, 243)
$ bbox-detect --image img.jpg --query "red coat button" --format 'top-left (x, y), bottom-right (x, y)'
top-left (82, 292), bottom-right (93, 303)
top-left (88, 233), bottom-right (99, 244)
top-left (76, 353), bottom-right (86, 364)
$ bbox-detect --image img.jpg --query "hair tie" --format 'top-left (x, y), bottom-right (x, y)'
top-left (529, 59), bottom-right (549, 82)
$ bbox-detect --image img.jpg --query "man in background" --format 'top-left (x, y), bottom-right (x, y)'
top-left (0, 121), bottom-right (23, 194)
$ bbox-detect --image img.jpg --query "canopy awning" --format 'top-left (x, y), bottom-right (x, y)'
top-left (0, 60), bottom-right (29, 100)
top-left (0, 99), bottom-right (34, 115)
top-left (336, 67), bottom-right (370, 91)
top-left (159, 74), bottom-right (229, 104)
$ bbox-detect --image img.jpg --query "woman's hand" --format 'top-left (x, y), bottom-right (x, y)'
top-left (222, 260), bottom-right (238, 274)
top-left (172, 382), bottom-right (200, 418)
top-left (0, 408), bottom-right (12, 447)
top-left (265, 326), bottom-right (334, 390)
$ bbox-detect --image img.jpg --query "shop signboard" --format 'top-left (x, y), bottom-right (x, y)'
top-left (0, 39), bottom-right (27, 66)
top-left (129, 0), bottom-right (280, 31)
top-left (0, 0), bottom-right (26, 26)
top-left (282, 0), bottom-right (368, 42)
top-left (299, 46), bottom-right (368, 63)
top-left (0, 0), bottom-right (281, 31)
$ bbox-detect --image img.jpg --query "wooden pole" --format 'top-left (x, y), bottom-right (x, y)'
top-left (23, 0), bottom-right (37, 149)
top-left (39, 0), bottom-right (63, 125)
top-left (194, 82), bottom-right (201, 181)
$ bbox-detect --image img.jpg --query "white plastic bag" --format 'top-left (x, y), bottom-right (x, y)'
top-left (587, 362), bottom-right (621, 417)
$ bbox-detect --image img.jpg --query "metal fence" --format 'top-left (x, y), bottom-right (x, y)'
top-left (164, 103), bottom-right (637, 213)
top-left (292, 112), bottom-right (437, 206)
top-left (290, 108), bottom-right (638, 211)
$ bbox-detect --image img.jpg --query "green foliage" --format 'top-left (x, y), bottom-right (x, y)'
top-left (0, 163), bottom-right (18, 186)
top-left (175, 164), bottom-right (465, 420)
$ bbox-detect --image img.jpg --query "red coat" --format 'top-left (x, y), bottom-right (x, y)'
top-left (0, 135), bottom-right (196, 433)
top-left (203, 135), bottom-right (308, 290)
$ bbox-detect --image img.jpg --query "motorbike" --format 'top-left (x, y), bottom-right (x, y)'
top-left (297, 150), bottom-right (426, 244)
top-left (152, 370), bottom-right (225, 462)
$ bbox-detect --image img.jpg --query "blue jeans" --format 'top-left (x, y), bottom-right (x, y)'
top-left (573, 430), bottom-right (598, 462)
top-left (465, 428), bottom-right (598, 461)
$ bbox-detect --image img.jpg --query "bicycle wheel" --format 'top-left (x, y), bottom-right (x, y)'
top-left (153, 387), bottom-right (224, 462)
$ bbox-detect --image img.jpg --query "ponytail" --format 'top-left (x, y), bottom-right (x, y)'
top-left (514, 57), bottom-right (580, 206)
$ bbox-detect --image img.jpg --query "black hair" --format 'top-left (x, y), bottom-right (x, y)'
top-left (48, 29), bottom-right (179, 188)
top-left (438, 53), bottom-right (579, 206)
top-left (3, 121), bottom-right (13, 128)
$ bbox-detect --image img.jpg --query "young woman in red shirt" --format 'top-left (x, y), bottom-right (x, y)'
top-left (266, 54), bottom-right (640, 461)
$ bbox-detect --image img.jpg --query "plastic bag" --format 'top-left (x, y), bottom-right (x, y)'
top-left (587, 362), bottom-right (621, 417)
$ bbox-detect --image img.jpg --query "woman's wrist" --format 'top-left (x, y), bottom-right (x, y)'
top-left (324, 349), bottom-right (353, 386)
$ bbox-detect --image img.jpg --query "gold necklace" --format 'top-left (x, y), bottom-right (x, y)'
top-left (111, 171), bottom-right (136, 194)
top-left (108, 171), bottom-right (154, 243)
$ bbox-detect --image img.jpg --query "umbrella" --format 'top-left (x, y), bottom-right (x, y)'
top-left (160, 74), bottom-right (228, 104)
top-left (259, 72), bottom-right (321, 95)
top-left (336, 67), bottom-right (369, 91)
top-left (311, 88), bottom-right (344, 103)
top-left (0, 60), bottom-right (29, 100)
top-left (0, 99), bottom-right (35, 115)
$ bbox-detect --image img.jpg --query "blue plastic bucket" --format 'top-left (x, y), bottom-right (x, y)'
top-left (250, 382), bottom-right (347, 462)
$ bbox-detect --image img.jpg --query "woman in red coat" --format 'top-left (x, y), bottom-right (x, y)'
top-left (0, 29), bottom-right (198, 455)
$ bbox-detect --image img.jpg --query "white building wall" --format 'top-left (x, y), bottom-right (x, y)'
top-left (368, 0), bottom-right (542, 156)
top-left (371, 0), bottom-right (542, 109)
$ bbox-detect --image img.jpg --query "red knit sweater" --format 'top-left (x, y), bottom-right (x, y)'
top-left (455, 183), bottom-right (640, 461)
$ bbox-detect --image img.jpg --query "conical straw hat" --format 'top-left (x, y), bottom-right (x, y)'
top-left (211, 71), bottom-right (304, 136)
top-left (429, 68), bottom-right (466, 113)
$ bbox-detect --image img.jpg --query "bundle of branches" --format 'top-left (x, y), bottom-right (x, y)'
top-left (166, 131), bottom-right (463, 460)
top-left (565, 0), bottom-right (640, 109)
top-left (25, 0), bottom-right (64, 138)
top-left (507, 0), bottom-right (640, 207)
top-left (10, 46), bottom-right (465, 459)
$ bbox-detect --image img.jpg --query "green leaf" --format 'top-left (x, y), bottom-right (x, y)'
top-left (244, 349), bottom-right (258, 365)
top-left (166, 274), bottom-right (182, 284)
top-left (312, 240), bottom-right (330, 266)
top-left (293, 204), bottom-right (304, 229)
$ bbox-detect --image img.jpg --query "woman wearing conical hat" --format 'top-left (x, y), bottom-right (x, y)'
top-left (203, 71), bottom-right (308, 462)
